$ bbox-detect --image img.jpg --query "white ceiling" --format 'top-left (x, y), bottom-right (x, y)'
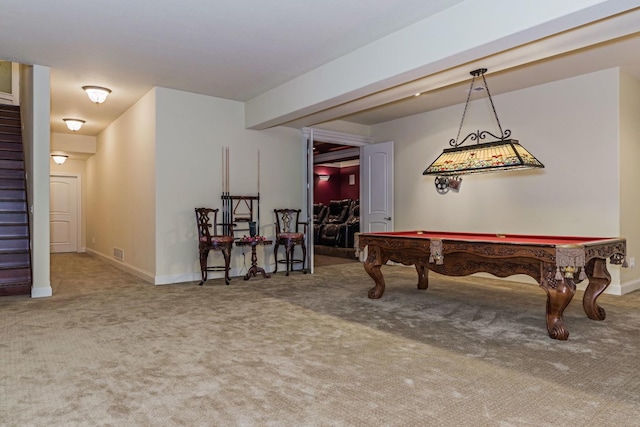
top-left (342, 33), bottom-right (640, 126)
top-left (0, 1), bottom-right (639, 136)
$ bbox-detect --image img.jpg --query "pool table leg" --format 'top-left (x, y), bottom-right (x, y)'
top-left (364, 250), bottom-right (386, 299)
top-left (582, 258), bottom-right (610, 321)
top-left (415, 264), bottom-right (429, 290)
top-left (540, 265), bottom-right (576, 340)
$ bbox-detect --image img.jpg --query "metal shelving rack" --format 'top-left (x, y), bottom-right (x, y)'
top-left (221, 194), bottom-right (260, 237)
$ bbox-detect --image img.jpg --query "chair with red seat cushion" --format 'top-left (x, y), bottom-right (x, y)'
top-left (195, 208), bottom-right (235, 285)
top-left (273, 208), bottom-right (307, 276)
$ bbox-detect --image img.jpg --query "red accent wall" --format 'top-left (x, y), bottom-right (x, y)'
top-left (339, 165), bottom-right (359, 201)
top-left (314, 165), bottom-right (359, 205)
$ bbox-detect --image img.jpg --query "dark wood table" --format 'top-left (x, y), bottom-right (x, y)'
top-left (356, 231), bottom-right (627, 340)
top-left (235, 239), bottom-right (273, 280)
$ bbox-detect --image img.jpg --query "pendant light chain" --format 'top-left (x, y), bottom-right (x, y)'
top-left (453, 74), bottom-right (477, 148)
top-left (452, 68), bottom-right (511, 147)
top-left (481, 72), bottom-right (506, 141)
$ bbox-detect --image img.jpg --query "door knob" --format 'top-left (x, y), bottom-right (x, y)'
top-left (384, 217), bottom-right (392, 221)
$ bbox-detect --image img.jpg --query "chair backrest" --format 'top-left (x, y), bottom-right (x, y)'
top-left (313, 203), bottom-right (327, 224)
top-left (195, 208), bottom-right (232, 240)
top-left (325, 200), bottom-right (349, 223)
top-left (274, 209), bottom-right (304, 234)
top-left (346, 202), bottom-right (360, 226)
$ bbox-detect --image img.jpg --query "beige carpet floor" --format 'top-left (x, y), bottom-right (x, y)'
top-left (2, 253), bottom-right (640, 426)
top-left (314, 254), bottom-right (359, 268)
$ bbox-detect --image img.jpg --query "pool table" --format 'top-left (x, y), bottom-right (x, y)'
top-left (356, 231), bottom-right (627, 340)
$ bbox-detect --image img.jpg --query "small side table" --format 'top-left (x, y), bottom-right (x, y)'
top-left (235, 239), bottom-right (273, 280)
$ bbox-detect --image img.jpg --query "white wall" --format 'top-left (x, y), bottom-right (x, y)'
top-left (619, 71), bottom-right (640, 291)
top-left (85, 86), bottom-right (304, 284)
top-left (154, 88), bottom-right (303, 284)
top-left (51, 132), bottom-right (97, 155)
top-left (86, 89), bottom-right (157, 279)
top-left (312, 120), bottom-right (372, 137)
top-left (371, 68), bottom-right (625, 288)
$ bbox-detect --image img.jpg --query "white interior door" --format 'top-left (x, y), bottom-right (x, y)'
top-left (362, 141), bottom-right (394, 233)
top-left (50, 175), bottom-right (79, 253)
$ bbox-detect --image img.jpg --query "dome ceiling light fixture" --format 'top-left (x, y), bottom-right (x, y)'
top-left (63, 118), bottom-right (85, 131)
top-left (82, 85), bottom-right (112, 104)
top-left (423, 68), bottom-right (544, 194)
top-left (51, 154), bottom-right (68, 165)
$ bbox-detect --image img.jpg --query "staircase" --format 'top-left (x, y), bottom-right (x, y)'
top-left (0, 104), bottom-right (31, 296)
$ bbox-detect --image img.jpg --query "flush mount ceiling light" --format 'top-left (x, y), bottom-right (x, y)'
top-left (63, 118), bottom-right (85, 131)
top-left (423, 68), bottom-right (544, 194)
top-left (51, 154), bottom-right (68, 165)
top-left (82, 85), bottom-right (111, 104)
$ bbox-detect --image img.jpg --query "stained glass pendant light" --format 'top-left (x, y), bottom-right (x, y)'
top-left (423, 68), bottom-right (544, 193)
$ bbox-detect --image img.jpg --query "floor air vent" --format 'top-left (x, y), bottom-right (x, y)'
top-left (113, 247), bottom-right (124, 261)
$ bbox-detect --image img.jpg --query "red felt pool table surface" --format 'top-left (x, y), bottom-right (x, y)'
top-left (370, 230), bottom-right (616, 246)
top-left (356, 230), bottom-right (627, 340)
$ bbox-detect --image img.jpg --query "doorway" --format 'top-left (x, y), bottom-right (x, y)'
top-left (303, 128), bottom-right (371, 270)
top-left (313, 142), bottom-right (359, 263)
top-left (50, 174), bottom-right (81, 253)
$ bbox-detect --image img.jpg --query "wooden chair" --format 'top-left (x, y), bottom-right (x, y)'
top-left (195, 208), bottom-right (235, 285)
top-left (273, 209), bottom-right (307, 276)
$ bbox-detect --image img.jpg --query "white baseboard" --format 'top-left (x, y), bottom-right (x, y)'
top-left (154, 267), bottom-right (247, 285)
top-left (154, 271), bottom-right (201, 285)
top-left (31, 286), bottom-right (52, 298)
top-left (575, 278), bottom-right (640, 296)
top-left (618, 278), bottom-right (640, 295)
top-left (85, 249), bottom-right (254, 286)
top-left (85, 248), bottom-right (155, 283)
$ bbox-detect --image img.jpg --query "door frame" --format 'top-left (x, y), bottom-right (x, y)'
top-left (302, 127), bottom-right (373, 273)
top-left (50, 172), bottom-right (83, 253)
top-left (0, 61), bottom-right (20, 105)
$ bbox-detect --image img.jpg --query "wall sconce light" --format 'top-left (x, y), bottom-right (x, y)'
top-left (423, 68), bottom-right (544, 194)
top-left (318, 175), bottom-right (330, 181)
top-left (63, 118), bottom-right (85, 131)
top-left (82, 85), bottom-right (112, 104)
top-left (51, 155), bottom-right (68, 165)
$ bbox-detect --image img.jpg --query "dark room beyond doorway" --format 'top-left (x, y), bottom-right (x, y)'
top-left (313, 141), bottom-right (360, 263)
